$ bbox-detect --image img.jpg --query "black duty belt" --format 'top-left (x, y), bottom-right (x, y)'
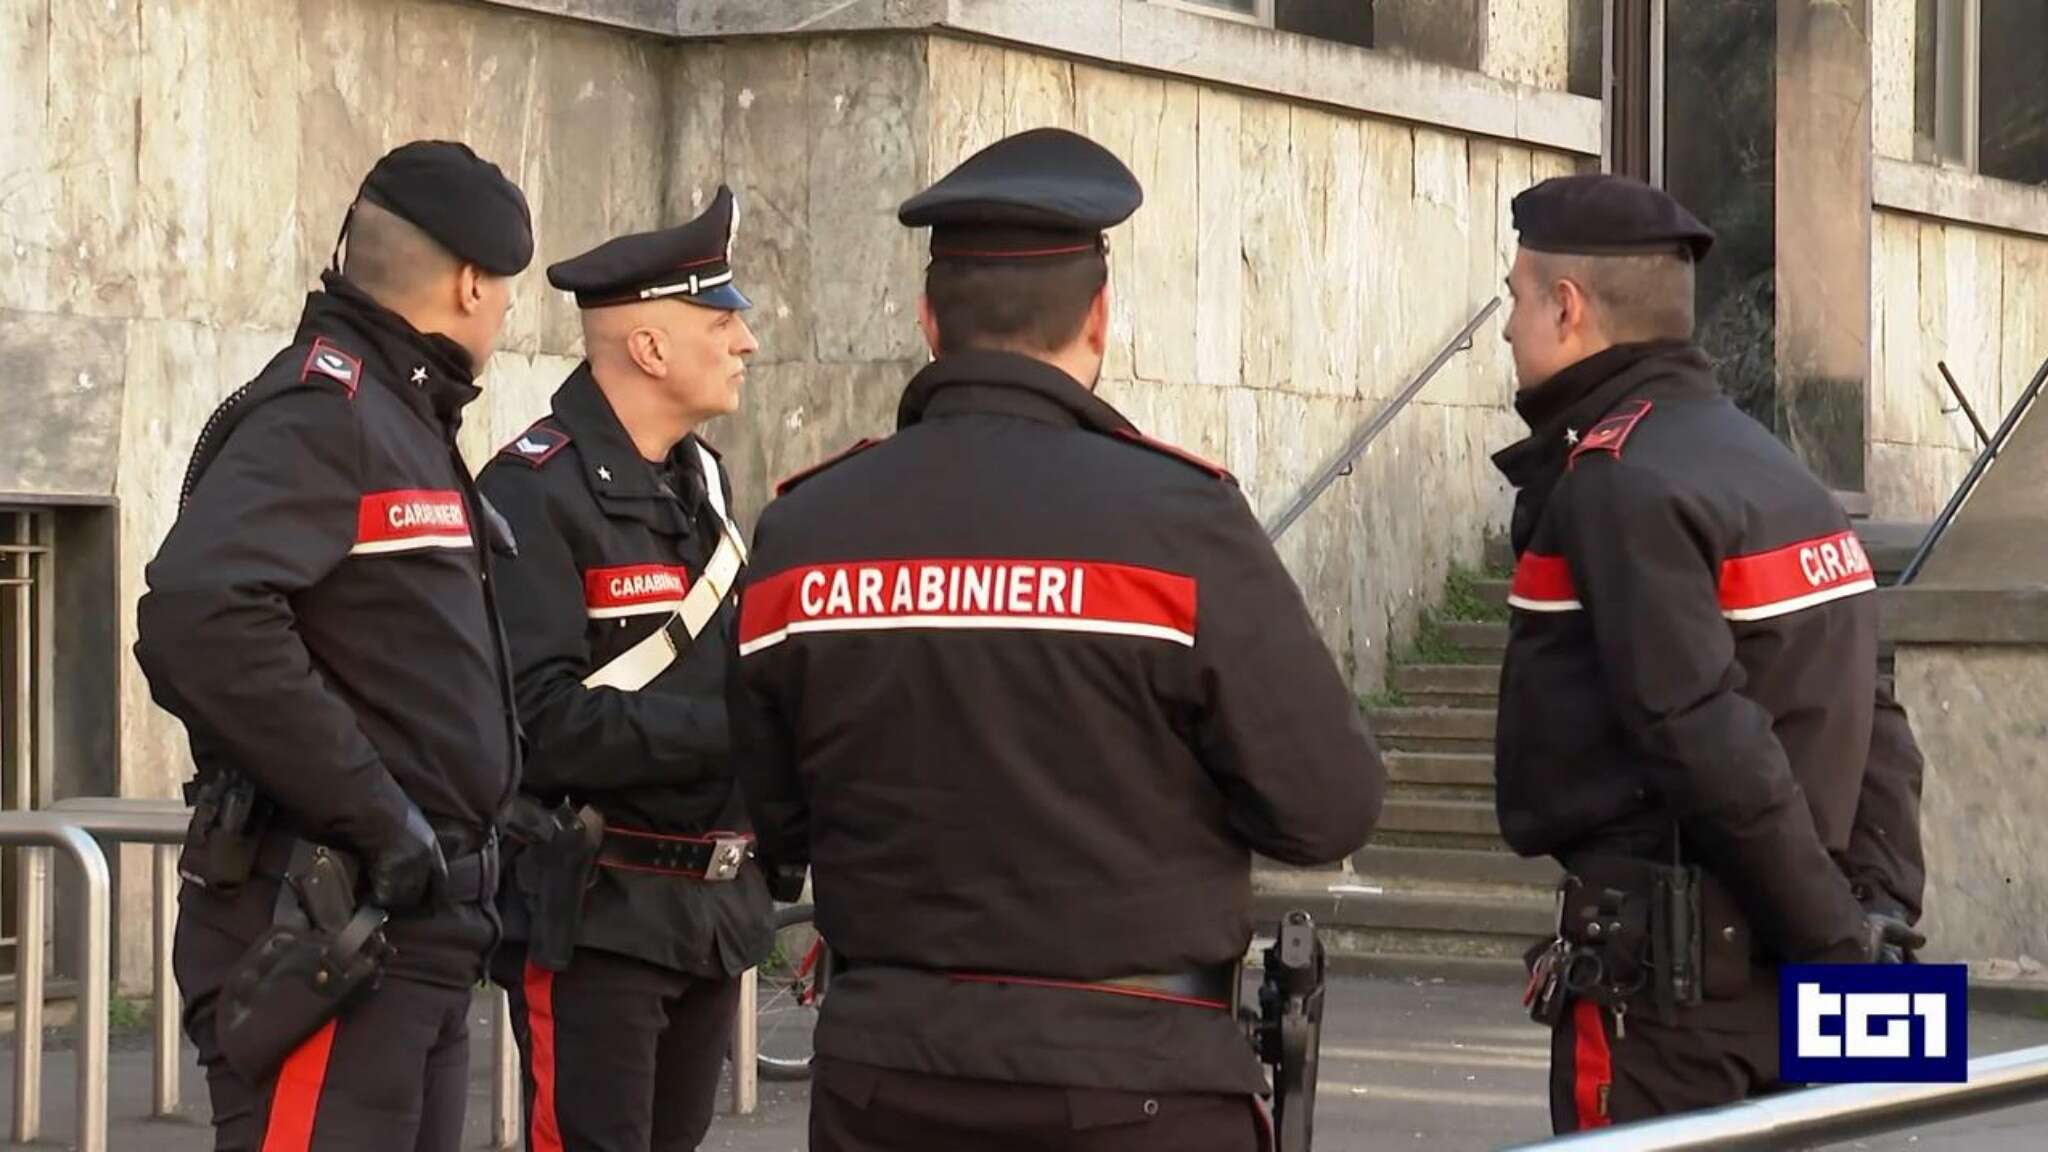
top-left (255, 826), bottom-right (499, 907)
top-left (596, 826), bottom-right (752, 882)
top-left (441, 834), bottom-right (500, 905)
top-left (935, 964), bottom-right (1241, 1012)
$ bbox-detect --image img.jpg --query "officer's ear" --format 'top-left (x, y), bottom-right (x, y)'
top-left (627, 325), bottom-right (669, 379)
top-left (1551, 276), bottom-right (1595, 339)
top-left (1081, 282), bottom-right (1110, 357)
top-left (916, 294), bottom-right (942, 359)
top-left (455, 262), bottom-right (487, 316)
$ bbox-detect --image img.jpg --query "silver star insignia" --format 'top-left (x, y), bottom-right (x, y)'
top-left (597, 466), bottom-right (612, 482)
top-left (1564, 427), bottom-right (1580, 445)
top-left (410, 366), bottom-right (428, 385)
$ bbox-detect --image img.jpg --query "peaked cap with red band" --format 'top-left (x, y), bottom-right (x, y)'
top-left (898, 128), bottom-right (1143, 263)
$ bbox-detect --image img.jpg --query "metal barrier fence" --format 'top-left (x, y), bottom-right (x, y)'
top-left (2, 798), bottom-right (759, 1152)
top-left (0, 810), bottom-right (111, 1152)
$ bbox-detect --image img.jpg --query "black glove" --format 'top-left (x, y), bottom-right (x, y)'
top-left (364, 805), bottom-right (447, 912)
top-left (1863, 909), bottom-right (1926, 964)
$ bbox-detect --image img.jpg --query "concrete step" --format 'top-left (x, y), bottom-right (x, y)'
top-left (1381, 795), bottom-right (1501, 839)
top-left (1471, 576), bottom-right (1512, 605)
top-left (1385, 750), bottom-right (1494, 788)
top-left (1351, 843), bottom-right (1561, 890)
top-left (1391, 664), bottom-right (1499, 708)
top-left (1441, 620), bottom-right (1508, 662)
top-left (1369, 706), bottom-right (1495, 754)
top-left (1253, 876), bottom-right (1554, 956)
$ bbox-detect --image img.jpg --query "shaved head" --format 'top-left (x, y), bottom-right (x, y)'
top-left (581, 300), bottom-right (673, 372)
top-left (342, 199), bottom-right (464, 310)
top-left (1526, 249), bottom-right (1696, 344)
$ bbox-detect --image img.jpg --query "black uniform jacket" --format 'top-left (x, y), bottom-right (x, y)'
top-left (137, 275), bottom-right (519, 987)
top-left (1492, 341), bottom-right (1877, 964)
top-left (730, 350), bottom-right (1385, 1095)
top-left (480, 365), bottom-right (774, 980)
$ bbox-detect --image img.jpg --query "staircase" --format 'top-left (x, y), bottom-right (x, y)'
top-left (1253, 519), bottom-right (1929, 978)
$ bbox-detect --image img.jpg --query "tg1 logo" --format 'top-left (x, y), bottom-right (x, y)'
top-left (1780, 964), bottom-right (1969, 1083)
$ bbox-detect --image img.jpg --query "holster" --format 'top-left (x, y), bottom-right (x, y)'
top-left (1244, 911), bottom-right (1324, 1152)
top-left (511, 797), bottom-right (605, 973)
top-left (178, 771), bottom-right (272, 892)
top-left (1558, 854), bottom-right (1754, 1024)
top-left (215, 843), bottom-right (388, 1080)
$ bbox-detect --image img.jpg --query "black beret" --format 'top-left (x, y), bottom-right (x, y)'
top-left (358, 140), bottom-right (534, 275)
top-left (1511, 173), bottom-right (1715, 261)
top-left (899, 128), bottom-right (1142, 261)
top-left (547, 185), bottom-right (751, 312)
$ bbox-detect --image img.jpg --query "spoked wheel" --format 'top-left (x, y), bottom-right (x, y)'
top-left (755, 903), bottom-right (830, 1081)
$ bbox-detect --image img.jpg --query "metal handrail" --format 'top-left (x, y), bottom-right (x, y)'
top-left (45, 798), bottom-right (193, 1121)
top-left (1263, 297), bottom-right (1502, 541)
top-left (0, 812), bottom-right (111, 1152)
top-left (1503, 1042), bottom-right (2048, 1151)
top-left (1899, 352), bottom-right (2048, 585)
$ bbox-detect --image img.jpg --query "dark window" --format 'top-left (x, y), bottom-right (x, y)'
top-left (1913, 0), bottom-right (2048, 184)
top-left (1978, 0), bottom-right (2048, 185)
top-left (1664, 0), bottom-right (1777, 428)
top-left (1568, 0), bottom-right (1605, 100)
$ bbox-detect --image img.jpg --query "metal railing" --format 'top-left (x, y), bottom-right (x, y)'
top-left (0, 810), bottom-right (110, 1152)
top-left (1504, 1042), bottom-right (2048, 1151)
top-left (1263, 297), bottom-right (1501, 542)
top-left (44, 797), bottom-right (192, 1121)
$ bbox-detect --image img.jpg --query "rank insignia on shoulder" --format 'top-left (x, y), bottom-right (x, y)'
top-left (300, 338), bottom-right (362, 397)
top-left (775, 437), bottom-right (879, 496)
top-left (1569, 399), bottom-right (1653, 466)
top-left (498, 421), bottom-right (571, 468)
top-left (1113, 429), bottom-right (1237, 484)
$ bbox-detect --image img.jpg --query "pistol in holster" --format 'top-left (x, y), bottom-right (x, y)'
top-left (1527, 855), bottom-right (1754, 1028)
top-left (509, 797), bottom-right (606, 973)
top-left (178, 770), bottom-right (273, 892)
top-left (1243, 910), bottom-right (1325, 1152)
top-left (216, 841), bottom-right (390, 1080)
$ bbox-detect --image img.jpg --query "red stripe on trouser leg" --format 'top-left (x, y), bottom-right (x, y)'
top-left (525, 961), bottom-right (566, 1152)
top-left (259, 1019), bottom-right (339, 1152)
top-left (1572, 999), bottom-right (1613, 1130)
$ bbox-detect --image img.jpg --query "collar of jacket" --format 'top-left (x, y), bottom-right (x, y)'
top-left (297, 272), bottom-right (481, 431)
top-left (551, 362), bottom-right (703, 531)
top-left (1491, 339), bottom-right (1707, 489)
top-left (896, 349), bottom-right (1137, 437)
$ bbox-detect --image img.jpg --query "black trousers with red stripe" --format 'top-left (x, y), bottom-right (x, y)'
top-left (1549, 990), bottom-right (1784, 1133)
top-left (490, 945), bottom-right (740, 1152)
top-left (810, 1057), bottom-right (1273, 1152)
top-left (180, 930), bottom-right (474, 1151)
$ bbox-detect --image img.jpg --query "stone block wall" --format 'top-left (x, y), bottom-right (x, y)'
top-left (1896, 644), bottom-right (2048, 966)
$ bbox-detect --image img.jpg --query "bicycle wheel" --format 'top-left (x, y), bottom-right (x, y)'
top-left (755, 903), bottom-right (829, 1081)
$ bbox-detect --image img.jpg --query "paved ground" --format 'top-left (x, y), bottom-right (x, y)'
top-left (2, 974), bottom-right (2044, 1150)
